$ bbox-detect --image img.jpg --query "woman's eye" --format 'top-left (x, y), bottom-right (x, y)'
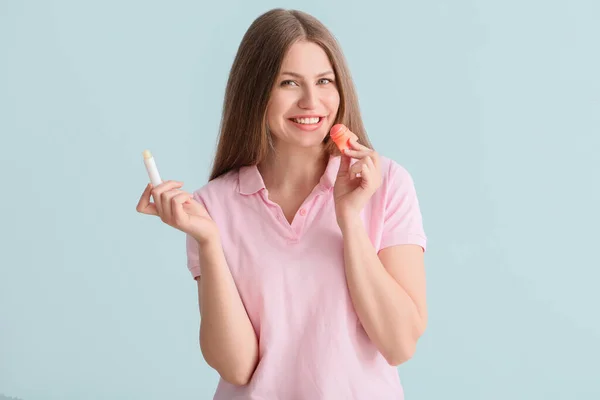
top-left (318, 78), bottom-right (334, 85)
top-left (281, 80), bottom-right (298, 87)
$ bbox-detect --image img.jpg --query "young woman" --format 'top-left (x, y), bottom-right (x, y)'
top-left (137, 8), bottom-right (428, 400)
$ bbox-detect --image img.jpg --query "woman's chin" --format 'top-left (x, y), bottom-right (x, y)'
top-left (272, 136), bottom-right (327, 152)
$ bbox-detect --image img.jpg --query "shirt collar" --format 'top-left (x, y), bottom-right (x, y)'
top-left (238, 165), bottom-right (266, 195)
top-left (237, 155), bottom-right (340, 195)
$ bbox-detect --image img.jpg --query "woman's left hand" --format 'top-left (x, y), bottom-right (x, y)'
top-left (333, 139), bottom-right (382, 227)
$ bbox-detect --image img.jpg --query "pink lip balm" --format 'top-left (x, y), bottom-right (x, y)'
top-left (330, 124), bottom-right (358, 152)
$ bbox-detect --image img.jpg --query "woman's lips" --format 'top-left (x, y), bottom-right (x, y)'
top-left (288, 116), bottom-right (325, 131)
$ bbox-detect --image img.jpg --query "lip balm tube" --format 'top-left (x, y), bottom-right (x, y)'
top-left (142, 150), bottom-right (163, 187)
top-left (330, 124), bottom-right (358, 153)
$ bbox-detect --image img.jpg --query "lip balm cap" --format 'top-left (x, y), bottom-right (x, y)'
top-left (330, 124), bottom-right (348, 140)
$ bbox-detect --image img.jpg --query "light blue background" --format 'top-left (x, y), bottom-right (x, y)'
top-left (1, 0), bottom-right (598, 399)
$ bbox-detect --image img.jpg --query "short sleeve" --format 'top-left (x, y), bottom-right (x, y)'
top-left (186, 233), bottom-right (202, 280)
top-left (379, 161), bottom-right (427, 252)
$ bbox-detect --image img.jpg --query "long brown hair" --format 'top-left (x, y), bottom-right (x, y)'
top-left (209, 8), bottom-right (372, 181)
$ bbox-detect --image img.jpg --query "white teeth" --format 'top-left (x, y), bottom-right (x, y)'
top-left (293, 117), bottom-right (320, 124)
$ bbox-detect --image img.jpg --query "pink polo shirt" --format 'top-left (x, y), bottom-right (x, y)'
top-left (186, 155), bottom-right (427, 400)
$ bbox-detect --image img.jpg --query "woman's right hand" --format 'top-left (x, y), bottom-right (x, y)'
top-left (136, 180), bottom-right (219, 245)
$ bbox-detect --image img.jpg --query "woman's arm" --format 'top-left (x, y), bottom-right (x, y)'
top-left (340, 217), bottom-right (427, 366)
top-left (333, 139), bottom-right (427, 366)
top-left (135, 180), bottom-right (258, 383)
top-left (197, 238), bottom-right (259, 385)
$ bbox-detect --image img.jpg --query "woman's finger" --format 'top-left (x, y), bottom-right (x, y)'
top-left (349, 139), bottom-right (372, 152)
top-left (171, 192), bottom-right (193, 226)
top-left (161, 188), bottom-right (186, 223)
top-left (363, 156), bottom-right (375, 183)
top-left (136, 183), bottom-right (152, 211)
top-left (136, 184), bottom-right (159, 216)
top-left (337, 153), bottom-right (352, 177)
top-left (370, 150), bottom-right (380, 170)
top-left (349, 159), bottom-right (365, 179)
top-left (152, 180), bottom-right (183, 217)
top-left (360, 162), bottom-right (371, 186)
top-left (363, 156), bottom-right (381, 188)
top-left (343, 148), bottom-right (372, 159)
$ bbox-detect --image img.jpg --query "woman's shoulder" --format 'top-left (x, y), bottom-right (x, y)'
top-left (373, 154), bottom-right (423, 204)
top-left (191, 168), bottom-right (240, 203)
top-left (377, 154), bottom-right (413, 183)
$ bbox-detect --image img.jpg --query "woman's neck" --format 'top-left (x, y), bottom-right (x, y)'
top-left (258, 144), bottom-right (329, 195)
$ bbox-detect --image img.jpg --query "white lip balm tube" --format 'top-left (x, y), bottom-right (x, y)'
top-left (142, 150), bottom-right (163, 187)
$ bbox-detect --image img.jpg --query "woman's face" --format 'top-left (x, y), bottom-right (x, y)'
top-left (266, 40), bottom-right (340, 150)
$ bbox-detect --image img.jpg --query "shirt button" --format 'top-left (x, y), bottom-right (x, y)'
top-left (299, 208), bottom-right (307, 216)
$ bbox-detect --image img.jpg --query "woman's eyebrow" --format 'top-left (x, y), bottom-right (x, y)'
top-left (280, 70), bottom-right (334, 79)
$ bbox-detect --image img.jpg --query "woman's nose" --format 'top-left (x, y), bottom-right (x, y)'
top-left (298, 87), bottom-right (318, 109)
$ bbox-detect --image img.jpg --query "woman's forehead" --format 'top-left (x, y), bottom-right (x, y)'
top-left (280, 41), bottom-right (333, 76)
